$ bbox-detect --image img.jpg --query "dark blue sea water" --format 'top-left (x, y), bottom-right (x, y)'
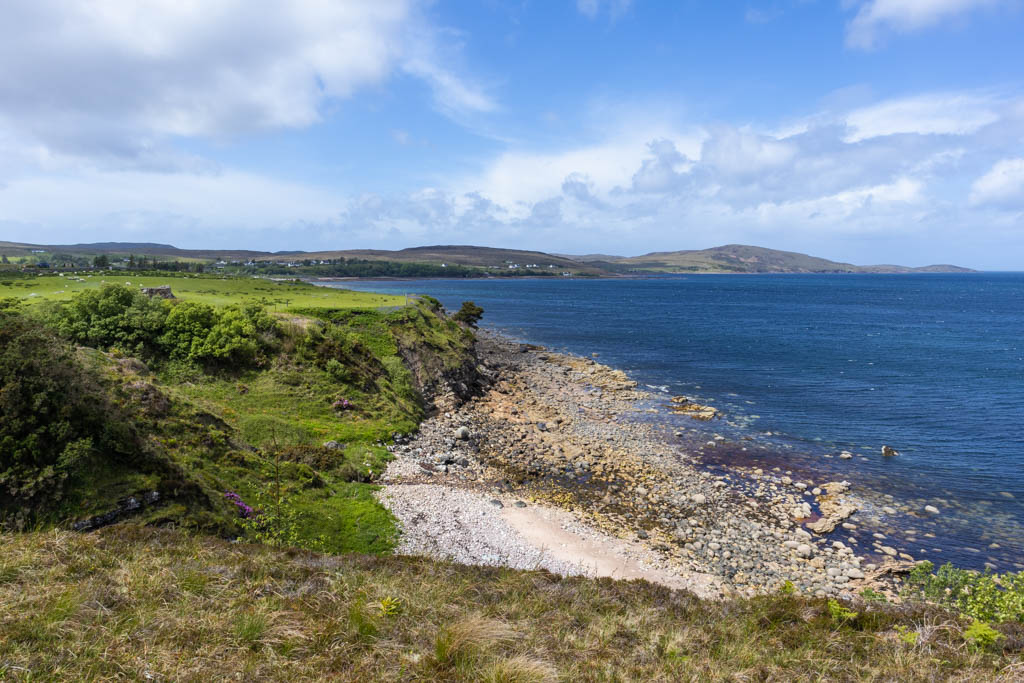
top-left (325, 274), bottom-right (1024, 570)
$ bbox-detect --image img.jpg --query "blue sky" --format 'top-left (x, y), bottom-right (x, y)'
top-left (1, 1), bottom-right (1022, 268)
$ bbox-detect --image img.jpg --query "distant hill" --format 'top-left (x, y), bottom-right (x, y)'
top-left (258, 245), bottom-right (604, 273)
top-left (566, 244), bottom-right (976, 274)
top-left (0, 241), bottom-right (975, 274)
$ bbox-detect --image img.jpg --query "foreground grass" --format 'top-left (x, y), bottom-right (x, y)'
top-left (1, 528), bottom-right (1021, 681)
top-left (0, 273), bottom-right (404, 310)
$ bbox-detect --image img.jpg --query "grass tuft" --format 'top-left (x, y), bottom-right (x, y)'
top-left (432, 615), bottom-right (517, 670)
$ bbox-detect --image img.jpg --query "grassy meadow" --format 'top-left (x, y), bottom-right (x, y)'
top-left (1, 527), bottom-right (1021, 681)
top-left (0, 272), bottom-right (405, 310)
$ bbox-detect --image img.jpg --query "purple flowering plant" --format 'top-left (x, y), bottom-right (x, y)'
top-left (224, 491), bottom-right (255, 519)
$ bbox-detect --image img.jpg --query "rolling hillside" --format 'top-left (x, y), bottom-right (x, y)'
top-left (254, 245), bottom-right (606, 274)
top-left (0, 241), bottom-right (975, 274)
top-left (568, 244), bottom-right (976, 274)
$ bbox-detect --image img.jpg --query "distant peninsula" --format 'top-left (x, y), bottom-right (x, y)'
top-left (0, 240), bottom-right (975, 275)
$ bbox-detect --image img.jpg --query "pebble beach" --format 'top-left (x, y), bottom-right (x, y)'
top-left (377, 331), bottom-right (919, 599)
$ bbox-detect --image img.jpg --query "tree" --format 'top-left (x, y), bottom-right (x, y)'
top-left (452, 301), bottom-right (484, 328)
top-left (92, 254), bottom-right (109, 268)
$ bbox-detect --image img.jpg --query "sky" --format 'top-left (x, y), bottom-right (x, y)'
top-left (0, 1), bottom-right (1022, 268)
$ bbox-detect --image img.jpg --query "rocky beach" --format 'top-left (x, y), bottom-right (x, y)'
top-left (377, 331), bottom-right (917, 599)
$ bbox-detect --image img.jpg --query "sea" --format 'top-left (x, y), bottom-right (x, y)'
top-left (323, 274), bottom-right (1024, 571)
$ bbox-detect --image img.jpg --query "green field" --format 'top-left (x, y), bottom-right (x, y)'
top-left (0, 273), bottom-right (404, 310)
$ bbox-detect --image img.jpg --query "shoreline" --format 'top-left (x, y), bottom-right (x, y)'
top-left (310, 270), bottom-right (985, 284)
top-left (376, 329), bottom-right (917, 599)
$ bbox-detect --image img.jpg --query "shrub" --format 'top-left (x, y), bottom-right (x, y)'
top-left (51, 287), bottom-right (279, 369)
top-left (904, 561), bottom-right (1024, 623)
top-left (0, 309), bottom-right (135, 516)
top-left (964, 620), bottom-right (1004, 651)
top-left (452, 301), bottom-right (484, 328)
top-left (159, 300), bottom-right (217, 360)
top-left (828, 599), bottom-right (858, 624)
top-left (51, 284), bottom-right (168, 358)
top-left (196, 304), bottom-right (278, 366)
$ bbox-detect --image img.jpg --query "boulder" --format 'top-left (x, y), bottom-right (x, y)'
top-left (454, 426), bottom-right (471, 440)
top-left (882, 445), bottom-right (899, 457)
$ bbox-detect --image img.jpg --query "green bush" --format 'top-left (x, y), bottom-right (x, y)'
top-left (51, 284), bottom-right (168, 358)
top-left (963, 620), bottom-right (1004, 651)
top-left (452, 301), bottom-right (484, 328)
top-left (0, 309), bottom-right (136, 514)
top-left (904, 560), bottom-right (1024, 623)
top-left (186, 304), bottom-right (277, 366)
top-left (160, 300), bottom-right (217, 361)
top-left (50, 286), bottom-right (279, 369)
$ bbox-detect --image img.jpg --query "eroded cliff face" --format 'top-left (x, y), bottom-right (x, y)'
top-left (393, 304), bottom-right (493, 413)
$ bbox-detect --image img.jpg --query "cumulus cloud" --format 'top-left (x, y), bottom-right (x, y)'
top-left (701, 128), bottom-right (796, 176)
top-left (846, 0), bottom-right (1006, 49)
top-left (631, 139), bottom-right (692, 193)
top-left (844, 93), bottom-right (1000, 141)
top-left (2, 84), bottom-right (1022, 265)
top-left (0, 0), bottom-right (489, 165)
top-left (970, 158), bottom-right (1024, 206)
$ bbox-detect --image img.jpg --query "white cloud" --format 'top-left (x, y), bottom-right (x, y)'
top-left (701, 128), bottom-right (797, 175)
top-left (970, 158), bottom-right (1024, 205)
top-left (0, 0), bottom-right (489, 164)
top-left (844, 93), bottom-right (999, 142)
top-left (754, 176), bottom-right (924, 222)
top-left (2, 83), bottom-right (1022, 266)
top-left (846, 0), bottom-right (1006, 49)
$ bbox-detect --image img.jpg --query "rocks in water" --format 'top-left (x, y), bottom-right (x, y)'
top-left (454, 426), bottom-right (471, 440)
top-left (839, 451), bottom-right (853, 460)
top-left (880, 546), bottom-right (898, 557)
top-left (881, 445), bottom-right (899, 457)
top-left (669, 396), bottom-right (718, 421)
top-left (883, 506), bottom-right (897, 515)
top-left (806, 481), bottom-right (858, 534)
top-left (924, 505), bottom-right (940, 514)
